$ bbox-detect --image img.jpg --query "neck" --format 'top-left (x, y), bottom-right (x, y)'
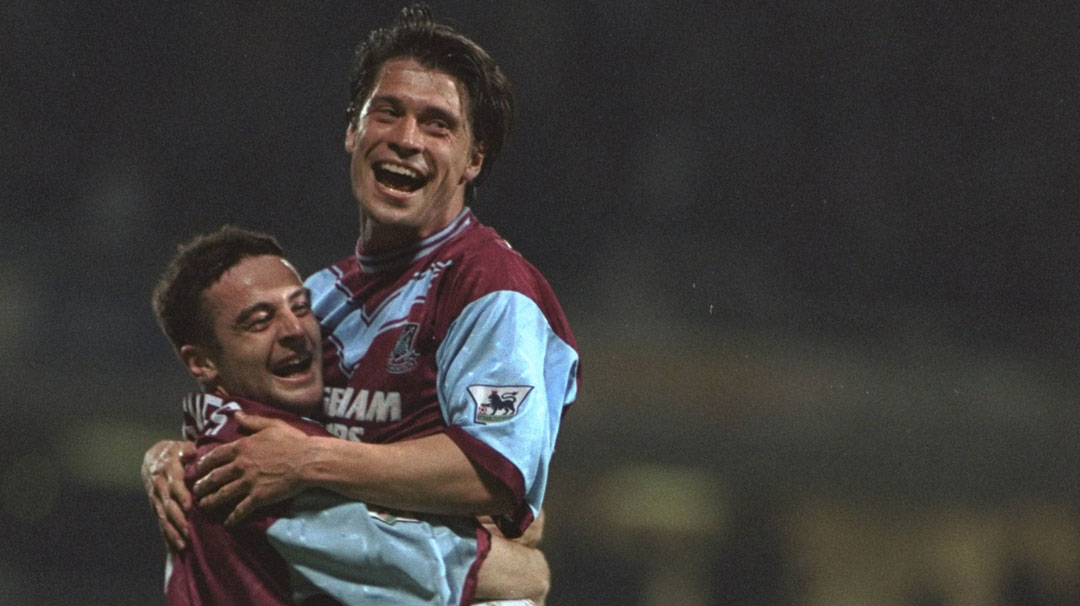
top-left (358, 207), bottom-right (469, 255)
top-left (358, 218), bottom-right (419, 255)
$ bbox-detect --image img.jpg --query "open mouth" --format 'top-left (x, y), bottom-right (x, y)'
top-left (271, 352), bottom-right (314, 378)
top-left (373, 162), bottom-right (427, 193)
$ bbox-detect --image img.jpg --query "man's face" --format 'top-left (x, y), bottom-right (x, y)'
top-left (346, 57), bottom-right (484, 252)
top-left (192, 254), bottom-right (322, 412)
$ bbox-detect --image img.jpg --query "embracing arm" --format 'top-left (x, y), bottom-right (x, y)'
top-left (297, 431), bottom-right (514, 514)
top-left (193, 412), bottom-right (515, 527)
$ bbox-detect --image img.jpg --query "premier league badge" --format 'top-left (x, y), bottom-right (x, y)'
top-left (468, 385), bottom-right (533, 424)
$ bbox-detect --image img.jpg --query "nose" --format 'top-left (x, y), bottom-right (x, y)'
top-left (277, 309), bottom-right (306, 345)
top-left (387, 116), bottom-right (421, 156)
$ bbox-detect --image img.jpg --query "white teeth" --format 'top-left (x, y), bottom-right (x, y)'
top-left (274, 354), bottom-right (311, 376)
top-left (377, 163), bottom-right (422, 179)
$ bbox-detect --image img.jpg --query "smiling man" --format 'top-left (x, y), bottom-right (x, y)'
top-left (145, 5), bottom-right (579, 603)
top-left (152, 225), bottom-right (549, 605)
top-left (183, 255), bottom-right (322, 409)
top-left (348, 55), bottom-right (485, 251)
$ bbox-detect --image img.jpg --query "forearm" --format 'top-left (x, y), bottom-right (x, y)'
top-left (298, 432), bottom-right (515, 516)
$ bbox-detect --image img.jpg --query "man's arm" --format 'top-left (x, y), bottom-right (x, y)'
top-left (193, 412), bottom-right (515, 527)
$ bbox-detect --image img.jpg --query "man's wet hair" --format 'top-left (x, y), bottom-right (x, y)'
top-left (152, 225), bottom-right (284, 351)
top-left (345, 3), bottom-right (515, 202)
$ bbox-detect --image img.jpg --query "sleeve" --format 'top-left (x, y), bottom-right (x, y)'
top-left (436, 290), bottom-right (579, 537)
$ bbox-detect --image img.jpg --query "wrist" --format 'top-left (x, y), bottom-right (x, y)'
top-left (298, 436), bottom-right (358, 493)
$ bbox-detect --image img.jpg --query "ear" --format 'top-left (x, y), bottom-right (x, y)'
top-left (180, 344), bottom-right (220, 387)
top-left (345, 121), bottom-right (358, 153)
top-left (463, 142), bottom-right (486, 183)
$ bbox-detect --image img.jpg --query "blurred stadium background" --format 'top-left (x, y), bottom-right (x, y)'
top-left (2, 2), bottom-right (1078, 604)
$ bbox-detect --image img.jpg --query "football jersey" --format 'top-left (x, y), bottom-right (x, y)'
top-left (307, 209), bottom-right (579, 537)
top-left (165, 393), bottom-right (489, 606)
top-left (165, 393), bottom-right (330, 606)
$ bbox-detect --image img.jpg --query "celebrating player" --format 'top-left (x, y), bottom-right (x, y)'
top-left (152, 225), bottom-right (548, 605)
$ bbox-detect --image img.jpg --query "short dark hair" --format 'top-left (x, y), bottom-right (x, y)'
top-left (345, 4), bottom-right (515, 202)
top-left (152, 225), bottom-right (284, 351)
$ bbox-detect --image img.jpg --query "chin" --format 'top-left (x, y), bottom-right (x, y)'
top-left (271, 386), bottom-right (324, 414)
top-left (271, 398), bottom-right (321, 415)
top-left (364, 202), bottom-right (416, 227)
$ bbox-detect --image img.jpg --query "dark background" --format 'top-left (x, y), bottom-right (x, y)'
top-left (2, 2), bottom-right (1078, 604)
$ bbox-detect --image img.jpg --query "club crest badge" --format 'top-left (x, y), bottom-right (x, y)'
top-left (386, 323), bottom-right (420, 373)
top-left (369, 506), bottom-right (419, 525)
top-left (468, 385), bottom-right (533, 424)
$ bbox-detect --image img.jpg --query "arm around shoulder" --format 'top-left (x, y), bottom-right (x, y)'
top-left (300, 431), bottom-right (516, 516)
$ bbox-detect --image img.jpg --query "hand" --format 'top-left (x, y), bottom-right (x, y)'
top-left (478, 508), bottom-right (545, 547)
top-left (518, 508), bottom-right (545, 547)
top-left (193, 412), bottom-right (310, 527)
top-left (142, 439), bottom-right (196, 552)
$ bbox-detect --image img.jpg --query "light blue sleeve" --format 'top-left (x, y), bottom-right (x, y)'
top-left (267, 490), bottom-right (479, 606)
top-left (436, 290), bottom-right (579, 518)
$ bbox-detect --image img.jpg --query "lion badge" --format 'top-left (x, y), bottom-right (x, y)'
top-left (467, 385), bottom-right (534, 424)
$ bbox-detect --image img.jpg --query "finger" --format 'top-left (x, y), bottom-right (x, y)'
top-left (192, 463), bottom-right (241, 499)
top-left (168, 474), bottom-right (193, 512)
top-left (165, 458), bottom-right (193, 512)
top-left (199, 485), bottom-right (238, 513)
top-left (477, 515), bottom-right (501, 536)
top-left (149, 486), bottom-right (167, 522)
top-left (195, 443), bottom-right (236, 476)
top-left (177, 441), bottom-right (197, 462)
top-left (150, 475), bottom-right (174, 514)
top-left (163, 490), bottom-right (191, 542)
top-left (234, 411), bottom-right (287, 432)
top-left (223, 495), bottom-right (257, 528)
top-left (150, 489), bottom-right (187, 552)
top-left (196, 473), bottom-right (248, 510)
top-left (160, 507), bottom-right (187, 552)
top-left (161, 520), bottom-right (187, 553)
top-left (163, 440), bottom-right (196, 465)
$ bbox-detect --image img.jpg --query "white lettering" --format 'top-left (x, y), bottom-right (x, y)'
top-left (321, 387), bottom-right (402, 423)
top-left (206, 402), bottom-right (241, 436)
top-left (182, 394), bottom-right (238, 437)
top-left (324, 386), bottom-right (353, 417)
top-left (345, 389), bottom-right (369, 420)
top-left (184, 394), bottom-right (220, 433)
top-left (366, 391), bottom-right (401, 422)
top-left (323, 423), bottom-right (366, 442)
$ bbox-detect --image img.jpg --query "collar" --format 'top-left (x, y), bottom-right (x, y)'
top-left (354, 208), bottom-right (474, 273)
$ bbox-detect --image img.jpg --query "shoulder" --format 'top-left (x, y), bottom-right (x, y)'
top-left (306, 253), bottom-right (358, 294)
top-left (443, 222), bottom-right (554, 301)
top-left (437, 223), bottom-right (576, 349)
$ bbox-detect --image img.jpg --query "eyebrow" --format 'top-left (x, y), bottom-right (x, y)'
top-left (233, 287), bottom-right (310, 326)
top-left (289, 287), bottom-right (312, 304)
top-left (368, 94), bottom-right (461, 129)
top-left (234, 302), bottom-right (273, 327)
top-left (421, 106), bottom-right (460, 129)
